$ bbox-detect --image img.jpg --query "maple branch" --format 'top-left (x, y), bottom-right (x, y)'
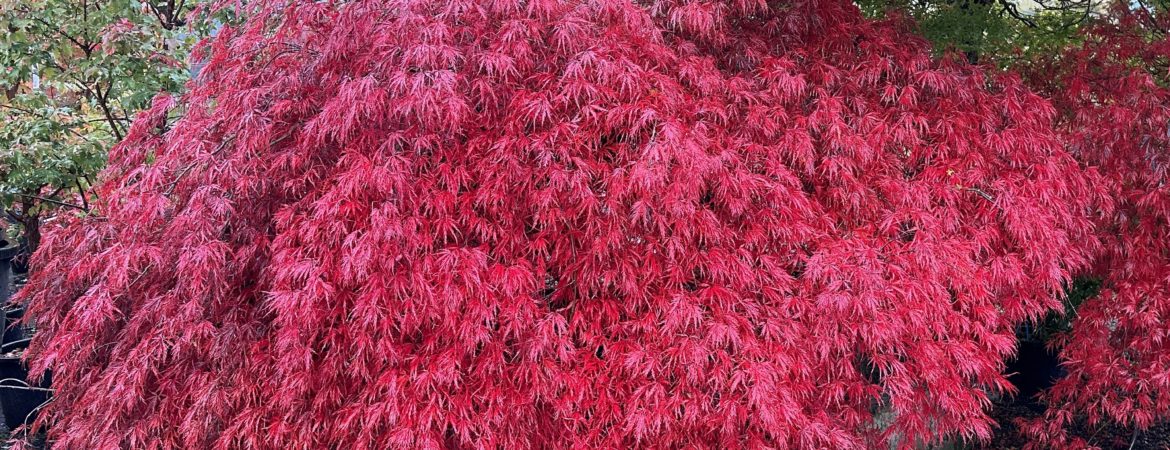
top-left (256, 44), bottom-right (321, 72)
top-left (997, 0), bottom-right (1038, 28)
top-left (0, 380), bottom-right (52, 393)
top-left (1085, 421), bottom-right (1108, 447)
top-left (0, 104), bottom-right (103, 145)
top-left (145, 0), bottom-right (188, 30)
top-left (83, 174), bottom-right (101, 203)
top-left (163, 130), bottom-right (293, 196)
top-left (55, 73), bottom-right (131, 143)
top-left (45, 184), bottom-right (67, 200)
top-left (996, 0), bottom-right (1097, 30)
top-left (75, 177), bottom-right (90, 211)
top-left (157, 126), bottom-right (295, 207)
top-left (93, 82), bottom-right (126, 141)
top-left (164, 149), bottom-right (226, 197)
top-left (146, 2), bottom-right (169, 28)
top-left (964, 187), bottom-right (996, 202)
top-left (19, 194), bottom-right (88, 212)
top-left (1132, 0), bottom-right (1169, 35)
top-left (25, 14), bottom-right (94, 56)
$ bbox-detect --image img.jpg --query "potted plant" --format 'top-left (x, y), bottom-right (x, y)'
top-left (0, 338), bottom-right (50, 431)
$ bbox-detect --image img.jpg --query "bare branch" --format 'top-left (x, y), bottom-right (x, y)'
top-left (18, 194), bottom-right (88, 212)
top-left (965, 187), bottom-right (996, 202)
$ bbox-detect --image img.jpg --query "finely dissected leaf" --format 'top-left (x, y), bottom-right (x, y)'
top-left (17, 1), bottom-right (1099, 448)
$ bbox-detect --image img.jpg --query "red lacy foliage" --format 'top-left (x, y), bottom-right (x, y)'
top-left (1015, 5), bottom-right (1170, 449)
top-left (17, 0), bottom-right (1098, 448)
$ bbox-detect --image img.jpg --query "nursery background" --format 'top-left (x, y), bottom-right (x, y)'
top-left (2, 0), bottom-right (1170, 449)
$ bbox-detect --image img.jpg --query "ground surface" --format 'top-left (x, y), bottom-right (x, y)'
top-left (981, 398), bottom-right (1170, 449)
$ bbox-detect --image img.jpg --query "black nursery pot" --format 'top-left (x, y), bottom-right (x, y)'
top-left (0, 340), bottom-right (51, 431)
top-left (9, 257), bottom-right (27, 278)
top-left (1006, 340), bottom-right (1066, 411)
top-left (0, 380), bottom-right (49, 431)
top-left (0, 239), bottom-right (18, 307)
top-left (3, 307), bottom-right (27, 345)
top-left (9, 237), bottom-right (28, 277)
top-left (0, 340), bottom-right (42, 385)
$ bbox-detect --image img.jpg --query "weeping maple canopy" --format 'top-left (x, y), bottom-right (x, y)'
top-left (1012, 6), bottom-right (1170, 448)
top-left (18, 0), bottom-right (1098, 448)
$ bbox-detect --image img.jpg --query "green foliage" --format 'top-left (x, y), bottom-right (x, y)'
top-left (1021, 276), bottom-right (1102, 342)
top-left (859, 0), bottom-right (1012, 56)
top-left (858, 0), bottom-right (1091, 66)
top-left (0, 0), bottom-right (213, 244)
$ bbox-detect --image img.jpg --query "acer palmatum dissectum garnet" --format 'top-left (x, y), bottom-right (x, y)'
top-left (1013, 5), bottom-right (1170, 449)
top-left (15, 0), bottom-right (1101, 448)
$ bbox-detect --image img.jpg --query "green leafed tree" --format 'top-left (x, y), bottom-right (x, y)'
top-left (0, 0), bottom-right (214, 254)
top-left (857, 0), bottom-right (1099, 66)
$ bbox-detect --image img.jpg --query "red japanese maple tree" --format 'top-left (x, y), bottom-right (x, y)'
top-left (1013, 5), bottom-right (1170, 448)
top-left (16, 0), bottom-right (1098, 448)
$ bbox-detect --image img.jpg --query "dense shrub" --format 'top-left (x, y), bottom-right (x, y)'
top-left (16, 0), bottom-right (1109, 448)
top-left (1015, 6), bottom-right (1170, 448)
